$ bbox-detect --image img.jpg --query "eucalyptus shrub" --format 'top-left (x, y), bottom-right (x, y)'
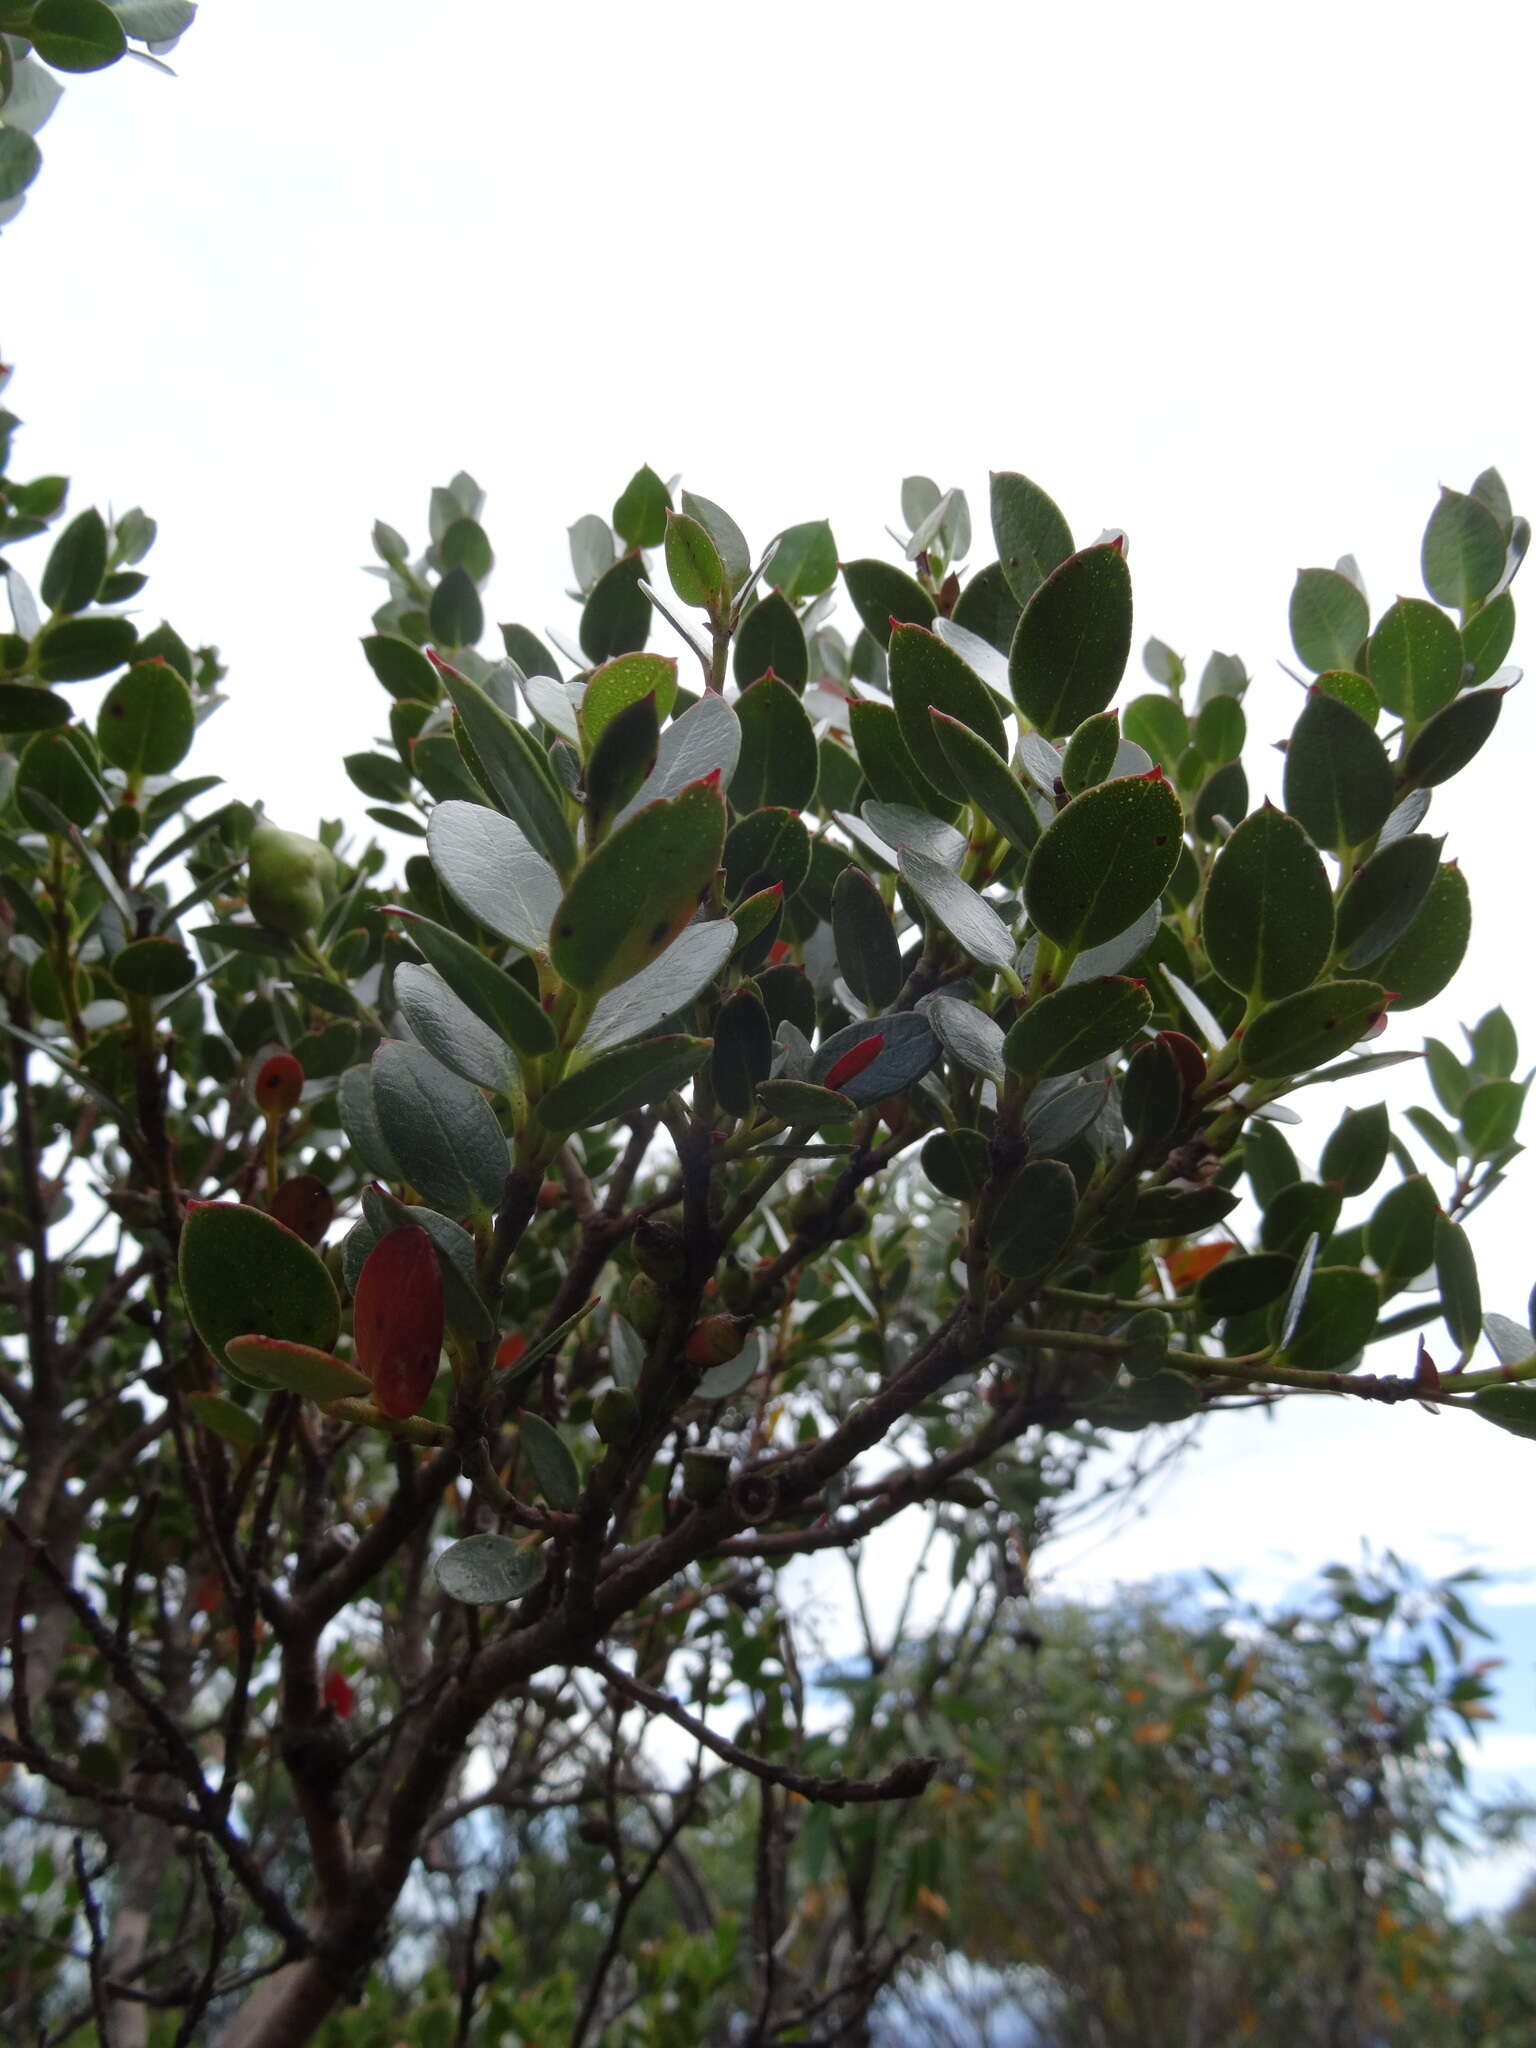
top-left (1, 380), bottom-right (1534, 2044)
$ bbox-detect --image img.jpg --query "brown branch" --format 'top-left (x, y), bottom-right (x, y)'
top-left (586, 1651), bottom-right (937, 1808)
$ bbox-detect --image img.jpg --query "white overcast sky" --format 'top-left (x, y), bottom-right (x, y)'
top-left (8, 0), bottom-right (1536, 1876)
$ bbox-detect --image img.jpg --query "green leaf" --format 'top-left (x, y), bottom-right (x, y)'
top-left (179, 1201), bottom-right (341, 1379)
top-left (1127, 1186), bottom-right (1240, 1238)
top-left (1406, 1105), bottom-right (1461, 1168)
top-left (0, 128), bottom-right (42, 204)
top-left (1366, 1175), bottom-right (1438, 1280)
top-left (550, 776), bottom-right (725, 996)
top-left (769, 519), bottom-right (837, 602)
top-left (1368, 598), bottom-right (1463, 724)
top-left (1003, 977), bottom-right (1152, 1080)
top-left (436, 1533), bottom-right (545, 1605)
top-left (35, 614), bottom-right (137, 681)
top-left (1335, 834), bottom-right (1442, 969)
top-left (733, 590), bottom-right (808, 690)
top-left (426, 800), bottom-right (562, 955)
top-left (1460, 1078), bottom-right (1525, 1155)
top-left (1202, 807), bottom-right (1334, 1002)
top-left (1061, 710), bottom-right (1122, 794)
top-left (1422, 487), bottom-right (1506, 610)
top-left (501, 623), bottom-right (563, 682)
top-left (18, 728), bottom-right (102, 829)
top-left (1008, 543), bottom-right (1133, 738)
top-left (1467, 1008), bottom-right (1518, 1078)
top-left (710, 989), bottom-right (773, 1117)
top-left (1288, 569), bottom-right (1368, 674)
top-left (106, 0), bottom-right (196, 36)
top-left (1279, 1267), bottom-right (1378, 1372)
top-left (922, 994), bottom-right (1006, 1084)
top-left (756, 1078), bottom-right (856, 1129)
top-left (223, 1337), bottom-right (372, 1404)
top-left (391, 960), bottom-right (526, 1097)
top-left (1282, 691), bottom-right (1394, 854)
top-left (886, 625), bottom-right (1007, 806)
top-left (0, 684), bottom-right (70, 733)
top-left (538, 1035), bottom-right (710, 1131)
top-left (1275, 1233), bottom-right (1321, 1350)
top-left (185, 1392), bottom-right (262, 1451)
top-left (612, 465), bottom-right (670, 549)
top-left (30, 0), bottom-right (127, 71)
top-left (991, 1158), bottom-right (1077, 1279)
top-left (517, 1410), bottom-right (582, 1510)
top-left (1319, 1103), bottom-right (1390, 1196)
top-left (732, 676), bottom-right (818, 811)
top-left (989, 472), bottom-right (1074, 608)
top-left (585, 690), bottom-right (659, 837)
top-left (1122, 693), bottom-right (1188, 773)
top-left (1402, 686), bottom-right (1504, 789)
top-left (435, 664), bottom-right (578, 875)
top-left (111, 936), bottom-right (195, 997)
top-left (831, 867), bottom-right (902, 1011)
top-left (848, 699), bottom-right (950, 817)
top-left (568, 514), bottom-right (616, 595)
top-left (1470, 1388), bottom-right (1536, 1443)
top-left (1024, 771), bottom-right (1184, 956)
top-left (387, 921), bottom-right (557, 1064)
top-left (579, 553), bottom-right (650, 665)
top-left (581, 652), bottom-right (678, 748)
top-left (1121, 1037), bottom-right (1182, 1151)
top-left (950, 561), bottom-right (1022, 654)
top-left (1463, 590), bottom-right (1515, 683)
top-left (1024, 1077), bottom-right (1111, 1157)
top-left (723, 807), bottom-right (811, 900)
top-left (369, 1040), bottom-right (509, 1216)
top-left (1196, 1253), bottom-right (1295, 1318)
top-left (1435, 1211), bottom-right (1481, 1356)
top-left (679, 492), bottom-right (749, 593)
top-left (1239, 981), bottom-right (1387, 1080)
top-left (664, 512), bottom-right (727, 612)
top-left (95, 661), bottom-right (194, 776)
top-left (1369, 863), bottom-right (1470, 1011)
top-left (930, 711), bottom-right (1041, 854)
top-left (438, 516), bottom-right (493, 582)
top-left (40, 508), bottom-right (107, 613)
top-left (898, 845), bottom-right (1016, 970)
top-left (614, 691), bottom-right (740, 822)
top-left (840, 559), bottom-right (937, 647)
top-left (429, 565), bottom-right (484, 649)
top-left (1313, 669), bottom-right (1379, 724)
top-left (361, 633), bottom-right (439, 704)
top-left (921, 1127), bottom-right (990, 1199)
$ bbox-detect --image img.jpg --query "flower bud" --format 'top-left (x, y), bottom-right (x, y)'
top-left (623, 1271), bottom-right (664, 1340)
top-left (593, 1386), bottom-right (640, 1446)
top-left (353, 1225), bottom-right (445, 1420)
top-left (254, 1051), bottom-right (304, 1120)
top-left (247, 823), bottom-right (337, 938)
top-left (681, 1449), bottom-right (730, 1503)
top-left (685, 1315), bottom-right (744, 1368)
top-left (633, 1218), bottom-right (687, 1283)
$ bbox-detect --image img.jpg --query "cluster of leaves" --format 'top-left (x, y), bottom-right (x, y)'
top-left (3, 365), bottom-right (1536, 2039)
top-left (0, 1), bottom-right (196, 224)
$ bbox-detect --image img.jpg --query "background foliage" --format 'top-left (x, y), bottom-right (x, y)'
top-left (3, 13), bottom-right (1536, 2046)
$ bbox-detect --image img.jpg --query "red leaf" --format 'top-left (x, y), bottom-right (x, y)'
top-left (353, 1226), bottom-right (445, 1420)
top-left (823, 1033), bottom-right (885, 1093)
top-left (323, 1667), bottom-right (355, 1718)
